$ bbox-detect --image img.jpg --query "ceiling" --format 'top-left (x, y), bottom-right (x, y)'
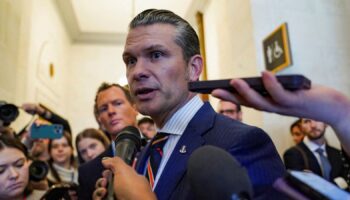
top-left (55, 0), bottom-right (199, 44)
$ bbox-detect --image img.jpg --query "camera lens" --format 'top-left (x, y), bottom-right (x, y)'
top-left (0, 104), bottom-right (19, 124)
top-left (29, 160), bottom-right (49, 182)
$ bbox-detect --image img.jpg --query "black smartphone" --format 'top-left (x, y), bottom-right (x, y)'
top-left (40, 183), bottom-right (77, 200)
top-left (285, 170), bottom-right (350, 200)
top-left (188, 74), bottom-right (311, 96)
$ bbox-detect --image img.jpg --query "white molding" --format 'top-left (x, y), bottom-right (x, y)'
top-left (55, 0), bottom-right (126, 45)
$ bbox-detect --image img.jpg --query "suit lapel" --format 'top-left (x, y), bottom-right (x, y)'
top-left (154, 103), bottom-right (215, 200)
top-left (135, 142), bottom-right (152, 174)
top-left (300, 142), bottom-right (323, 175)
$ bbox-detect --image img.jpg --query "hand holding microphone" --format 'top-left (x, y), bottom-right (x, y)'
top-left (93, 126), bottom-right (143, 200)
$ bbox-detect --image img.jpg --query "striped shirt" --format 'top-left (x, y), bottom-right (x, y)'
top-left (151, 95), bottom-right (204, 189)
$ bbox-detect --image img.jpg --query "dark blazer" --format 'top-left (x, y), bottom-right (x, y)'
top-left (283, 141), bottom-right (345, 182)
top-left (136, 103), bottom-right (286, 200)
top-left (78, 146), bottom-right (113, 200)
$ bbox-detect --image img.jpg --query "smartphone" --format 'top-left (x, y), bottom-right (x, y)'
top-left (285, 170), bottom-right (350, 200)
top-left (188, 74), bottom-right (311, 95)
top-left (30, 124), bottom-right (63, 139)
top-left (40, 183), bottom-right (77, 200)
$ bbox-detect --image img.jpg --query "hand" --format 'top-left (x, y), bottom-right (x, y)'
top-left (212, 71), bottom-right (350, 153)
top-left (92, 170), bottom-right (109, 200)
top-left (21, 103), bottom-right (45, 115)
top-left (93, 157), bottom-right (156, 200)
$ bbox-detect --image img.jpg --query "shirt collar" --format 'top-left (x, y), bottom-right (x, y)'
top-left (158, 95), bottom-right (203, 136)
top-left (303, 136), bottom-right (326, 152)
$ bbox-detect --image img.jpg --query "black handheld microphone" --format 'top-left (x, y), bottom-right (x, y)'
top-left (106, 126), bottom-right (141, 200)
top-left (187, 145), bottom-right (253, 200)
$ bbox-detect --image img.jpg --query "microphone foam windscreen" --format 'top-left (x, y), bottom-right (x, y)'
top-left (187, 145), bottom-right (253, 200)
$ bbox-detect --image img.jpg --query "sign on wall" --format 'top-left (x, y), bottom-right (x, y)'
top-left (263, 23), bottom-right (292, 72)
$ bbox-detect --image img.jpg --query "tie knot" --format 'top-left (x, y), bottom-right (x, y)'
top-left (151, 132), bottom-right (169, 146)
top-left (315, 148), bottom-right (324, 155)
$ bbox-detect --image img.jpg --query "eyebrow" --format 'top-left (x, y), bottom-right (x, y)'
top-left (123, 44), bottom-right (166, 58)
top-left (0, 157), bottom-right (26, 167)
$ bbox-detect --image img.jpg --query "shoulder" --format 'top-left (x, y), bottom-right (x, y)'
top-left (79, 146), bottom-right (113, 173)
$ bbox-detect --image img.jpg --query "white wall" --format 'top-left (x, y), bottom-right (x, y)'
top-left (0, 0), bottom-right (23, 102)
top-left (203, 0), bottom-right (263, 128)
top-left (65, 44), bottom-right (125, 135)
top-left (251, 0), bottom-right (350, 155)
top-left (23, 0), bottom-right (71, 118)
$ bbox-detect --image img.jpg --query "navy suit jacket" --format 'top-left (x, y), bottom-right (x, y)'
top-left (78, 146), bottom-right (113, 200)
top-left (136, 103), bottom-right (286, 200)
top-left (283, 141), bottom-right (345, 182)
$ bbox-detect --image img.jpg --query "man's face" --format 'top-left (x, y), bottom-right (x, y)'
top-left (31, 139), bottom-right (49, 158)
top-left (138, 122), bottom-right (156, 139)
top-left (300, 119), bottom-right (326, 140)
top-left (291, 125), bottom-right (304, 144)
top-left (123, 24), bottom-right (201, 125)
top-left (96, 86), bottom-right (138, 139)
top-left (217, 101), bottom-right (242, 121)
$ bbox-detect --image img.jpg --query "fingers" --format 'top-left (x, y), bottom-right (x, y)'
top-left (261, 71), bottom-right (299, 107)
top-left (92, 187), bottom-right (107, 200)
top-left (95, 177), bottom-right (108, 189)
top-left (102, 157), bottom-right (125, 174)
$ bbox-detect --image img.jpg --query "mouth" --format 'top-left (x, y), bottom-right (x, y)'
top-left (110, 119), bottom-right (120, 126)
top-left (8, 182), bottom-right (24, 190)
top-left (134, 87), bottom-right (157, 100)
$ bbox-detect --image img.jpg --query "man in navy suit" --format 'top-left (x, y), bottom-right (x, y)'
top-left (120, 9), bottom-right (286, 199)
top-left (284, 118), bottom-right (345, 183)
top-left (77, 83), bottom-right (138, 200)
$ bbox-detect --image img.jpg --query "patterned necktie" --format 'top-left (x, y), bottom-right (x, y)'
top-left (315, 148), bottom-right (331, 181)
top-left (146, 132), bottom-right (169, 188)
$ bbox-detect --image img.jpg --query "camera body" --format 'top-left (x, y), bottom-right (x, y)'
top-left (0, 101), bottom-right (19, 126)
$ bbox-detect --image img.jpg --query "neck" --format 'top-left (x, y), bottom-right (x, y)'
top-left (56, 160), bottom-right (71, 169)
top-left (310, 137), bottom-right (325, 146)
top-left (154, 93), bottom-right (195, 128)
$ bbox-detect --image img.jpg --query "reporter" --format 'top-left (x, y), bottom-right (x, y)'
top-left (0, 134), bottom-right (46, 200)
top-left (211, 71), bottom-right (350, 155)
top-left (76, 128), bottom-right (110, 164)
top-left (93, 157), bottom-right (156, 200)
top-left (47, 132), bottom-right (78, 185)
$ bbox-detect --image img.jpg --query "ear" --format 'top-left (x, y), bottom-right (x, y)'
top-left (238, 111), bottom-right (243, 122)
top-left (187, 55), bottom-right (203, 81)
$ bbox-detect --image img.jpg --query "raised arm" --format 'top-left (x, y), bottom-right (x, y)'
top-left (212, 71), bottom-right (350, 154)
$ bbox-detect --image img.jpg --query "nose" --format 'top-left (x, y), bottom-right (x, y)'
top-left (8, 167), bottom-right (19, 180)
top-left (128, 59), bottom-right (149, 82)
top-left (107, 104), bottom-right (116, 116)
top-left (86, 149), bottom-right (95, 159)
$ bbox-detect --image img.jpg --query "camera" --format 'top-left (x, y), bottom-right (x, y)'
top-left (0, 101), bottom-right (19, 126)
top-left (29, 160), bottom-right (49, 182)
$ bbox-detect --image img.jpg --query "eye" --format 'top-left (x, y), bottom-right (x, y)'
top-left (90, 143), bottom-right (97, 150)
top-left (112, 100), bottom-right (123, 107)
top-left (0, 167), bottom-right (5, 174)
top-left (80, 149), bottom-right (87, 155)
top-left (15, 159), bottom-right (25, 168)
top-left (124, 56), bottom-right (137, 67)
top-left (150, 51), bottom-right (163, 60)
top-left (98, 106), bottom-right (108, 114)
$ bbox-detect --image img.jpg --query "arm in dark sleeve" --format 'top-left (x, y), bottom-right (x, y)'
top-left (47, 111), bottom-right (72, 134)
top-left (39, 104), bottom-right (72, 134)
top-left (229, 128), bottom-right (287, 199)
